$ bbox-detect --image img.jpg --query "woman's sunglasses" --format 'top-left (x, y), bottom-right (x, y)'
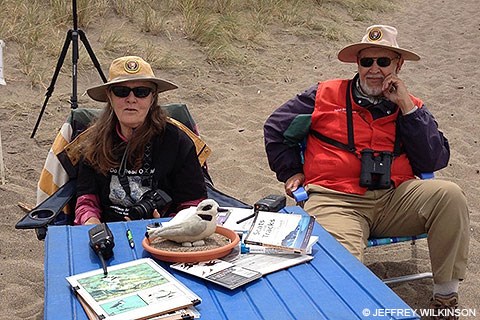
top-left (110, 86), bottom-right (153, 98)
top-left (359, 57), bottom-right (398, 68)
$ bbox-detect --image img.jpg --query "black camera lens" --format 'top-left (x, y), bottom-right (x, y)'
top-left (129, 201), bottom-right (155, 220)
top-left (128, 189), bottom-right (172, 220)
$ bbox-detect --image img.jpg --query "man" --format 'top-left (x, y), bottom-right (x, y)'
top-left (264, 25), bottom-right (469, 317)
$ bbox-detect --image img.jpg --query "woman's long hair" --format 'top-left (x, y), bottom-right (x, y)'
top-left (82, 94), bottom-right (167, 174)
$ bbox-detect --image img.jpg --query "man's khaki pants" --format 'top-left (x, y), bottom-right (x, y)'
top-left (304, 179), bottom-right (469, 284)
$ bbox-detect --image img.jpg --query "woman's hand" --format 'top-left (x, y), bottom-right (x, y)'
top-left (284, 173), bottom-right (305, 197)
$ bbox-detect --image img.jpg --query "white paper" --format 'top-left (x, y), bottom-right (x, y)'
top-left (224, 251), bottom-right (314, 275)
top-left (0, 40), bottom-right (5, 85)
top-left (220, 207), bottom-right (255, 231)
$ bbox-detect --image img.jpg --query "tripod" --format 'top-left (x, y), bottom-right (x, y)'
top-left (31, 0), bottom-right (107, 138)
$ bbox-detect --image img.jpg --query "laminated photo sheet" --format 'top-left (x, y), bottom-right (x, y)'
top-left (66, 258), bottom-right (201, 320)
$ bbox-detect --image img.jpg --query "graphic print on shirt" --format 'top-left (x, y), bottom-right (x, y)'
top-left (108, 167), bottom-right (155, 217)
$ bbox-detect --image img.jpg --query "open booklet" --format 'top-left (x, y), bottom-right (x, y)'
top-left (66, 258), bottom-right (201, 320)
top-left (170, 243), bottom-right (314, 290)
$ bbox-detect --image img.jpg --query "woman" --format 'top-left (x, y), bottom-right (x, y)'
top-left (74, 56), bottom-right (207, 225)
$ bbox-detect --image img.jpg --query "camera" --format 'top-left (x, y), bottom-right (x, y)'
top-left (89, 223), bottom-right (115, 275)
top-left (359, 149), bottom-right (393, 190)
top-left (128, 189), bottom-right (172, 220)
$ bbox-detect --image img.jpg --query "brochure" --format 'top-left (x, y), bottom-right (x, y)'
top-left (170, 258), bottom-right (262, 290)
top-left (66, 258), bottom-right (201, 320)
top-left (170, 242), bottom-right (315, 290)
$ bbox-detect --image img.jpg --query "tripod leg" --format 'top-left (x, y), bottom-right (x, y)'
top-left (70, 30), bottom-right (79, 110)
top-left (78, 30), bottom-right (107, 83)
top-left (31, 30), bottom-right (73, 139)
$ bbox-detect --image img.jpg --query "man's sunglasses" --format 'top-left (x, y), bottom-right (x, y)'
top-left (110, 86), bottom-right (153, 98)
top-left (359, 57), bottom-right (398, 68)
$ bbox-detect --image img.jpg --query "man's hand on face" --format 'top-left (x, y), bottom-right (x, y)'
top-left (382, 74), bottom-right (416, 114)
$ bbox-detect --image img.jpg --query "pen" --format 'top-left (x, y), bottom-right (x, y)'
top-left (126, 229), bottom-right (135, 248)
top-left (236, 212), bottom-right (256, 224)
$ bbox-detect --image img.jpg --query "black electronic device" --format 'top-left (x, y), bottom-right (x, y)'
top-left (88, 223), bottom-right (115, 276)
top-left (236, 194), bottom-right (287, 224)
top-left (254, 194), bottom-right (287, 213)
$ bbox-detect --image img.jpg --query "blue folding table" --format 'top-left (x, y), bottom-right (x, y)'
top-left (43, 206), bottom-right (419, 319)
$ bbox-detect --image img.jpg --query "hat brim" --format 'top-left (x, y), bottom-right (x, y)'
top-left (86, 76), bottom-right (178, 102)
top-left (338, 43), bottom-right (420, 63)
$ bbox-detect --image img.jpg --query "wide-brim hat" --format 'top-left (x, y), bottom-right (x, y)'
top-left (338, 25), bottom-right (420, 63)
top-left (86, 56), bottom-right (178, 102)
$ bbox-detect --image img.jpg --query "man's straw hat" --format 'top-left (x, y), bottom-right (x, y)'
top-left (86, 56), bottom-right (178, 102)
top-left (338, 25), bottom-right (420, 63)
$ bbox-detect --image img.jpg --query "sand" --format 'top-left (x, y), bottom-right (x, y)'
top-left (0, 0), bottom-right (479, 318)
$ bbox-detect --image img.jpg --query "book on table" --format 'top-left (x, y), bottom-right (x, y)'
top-left (66, 258), bottom-right (201, 320)
top-left (243, 210), bottom-right (315, 254)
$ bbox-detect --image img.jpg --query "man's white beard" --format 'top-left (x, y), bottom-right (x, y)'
top-left (360, 81), bottom-right (383, 97)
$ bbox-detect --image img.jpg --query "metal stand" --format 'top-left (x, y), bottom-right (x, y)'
top-left (31, 0), bottom-right (106, 138)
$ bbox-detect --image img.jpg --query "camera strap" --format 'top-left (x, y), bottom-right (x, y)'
top-left (118, 143), bottom-right (132, 196)
top-left (310, 79), bottom-right (403, 157)
top-left (117, 141), bottom-right (155, 201)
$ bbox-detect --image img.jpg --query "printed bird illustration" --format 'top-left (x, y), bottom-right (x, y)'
top-left (147, 199), bottom-right (219, 247)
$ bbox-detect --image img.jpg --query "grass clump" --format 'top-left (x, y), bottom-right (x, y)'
top-left (0, 0), bottom-right (394, 86)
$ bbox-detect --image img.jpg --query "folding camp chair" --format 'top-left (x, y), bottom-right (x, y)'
top-left (293, 185), bottom-right (433, 284)
top-left (16, 103), bottom-right (251, 240)
top-left (283, 114), bottom-right (433, 284)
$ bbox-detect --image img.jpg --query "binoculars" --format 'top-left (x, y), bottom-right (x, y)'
top-left (359, 149), bottom-right (393, 190)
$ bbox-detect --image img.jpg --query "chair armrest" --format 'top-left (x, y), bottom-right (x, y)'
top-left (292, 187), bottom-right (309, 202)
top-left (15, 179), bottom-right (77, 239)
top-left (418, 172), bottom-right (435, 179)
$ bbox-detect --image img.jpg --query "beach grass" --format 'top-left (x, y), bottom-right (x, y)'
top-left (0, 0), bottom-right (393, 86)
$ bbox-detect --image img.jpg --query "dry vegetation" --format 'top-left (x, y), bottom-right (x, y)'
top-left (0, 0), bottom-right (394, 88)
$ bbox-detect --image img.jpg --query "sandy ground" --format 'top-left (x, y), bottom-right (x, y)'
top-left (0, 0), bottom-right (479, 319)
